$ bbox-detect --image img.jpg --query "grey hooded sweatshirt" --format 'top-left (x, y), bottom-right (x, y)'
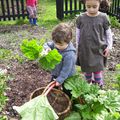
top-left (44, 41), bottom-right (76, 84)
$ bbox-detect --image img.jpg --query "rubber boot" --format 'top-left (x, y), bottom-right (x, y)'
top-left (33, 18), bottom-right (38, 26)
top-left (29, 18), bottom-right (33, 25)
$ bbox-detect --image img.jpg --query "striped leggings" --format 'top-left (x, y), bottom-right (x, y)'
top-left (84, 71), bottom-right (103, 86)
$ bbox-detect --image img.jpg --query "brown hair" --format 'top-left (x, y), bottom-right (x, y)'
top-left (52, 23), bottom-right (72, 44)
top-left (80, 0), bottom-right (111, 13)
top-left (99, 0), bottom-right (111, 13)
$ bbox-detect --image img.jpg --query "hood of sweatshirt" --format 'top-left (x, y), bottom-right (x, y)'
top-left (56, 42), bottom-right (76, 54)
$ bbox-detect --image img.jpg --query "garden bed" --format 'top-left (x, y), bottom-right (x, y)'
top-left (0, 24), bottom-right (120, 119)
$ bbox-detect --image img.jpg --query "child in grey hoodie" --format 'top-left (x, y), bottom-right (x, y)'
top-left (44, 23), bottom-right (76, 96)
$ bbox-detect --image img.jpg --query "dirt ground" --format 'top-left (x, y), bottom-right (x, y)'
top-left (0, 24), bottom-right (120, 119)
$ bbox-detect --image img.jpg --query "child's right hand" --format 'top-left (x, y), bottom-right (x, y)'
top-left (45, 48), bottom-right (51, 52)
top-left (55, 81), bottom-right (61, 86)
top-left (53, 79), bottom-right (61, 86)
top-left (103, 47), bottom-right (110, 57)
top-left (54, 81), bottom-right (63, 90)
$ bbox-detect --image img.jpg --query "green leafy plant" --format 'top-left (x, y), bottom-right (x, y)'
top-left (20, 39), bottom-right (62, 70)
top-left (0, 74), bottom-right (8, 112)
top-left (13, 95), bottom-right (58, 120)
top-left (0, 71), bottom-right (8, 119)
top-left (0, 115), bottom-right (8, 120)
top-left (0, 48), bottom-right (11, 60)
top-left (64, 74), bottom-right (99, 98)
top-left (115, 64), bottom-right (120, 91)
top-left (64, 74), bottom-right (120, 120)
top-left (20, 39), bottom-right (43, 60)
top-left (110, 16), bottom-right (120, 28)
top-left (39, 49), bottom-right (62, 70)
top-left (116, 74), bottom-right (120, 90)
top-left (74, 90), bottom-right (120, 120)
top-left (64, 111), bottom-right (81, 120)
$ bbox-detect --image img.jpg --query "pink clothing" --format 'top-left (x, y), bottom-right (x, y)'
top-left (26, 0), bottom-right (37, 7)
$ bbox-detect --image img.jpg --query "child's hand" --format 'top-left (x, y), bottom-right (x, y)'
top-left (41, 48), bottom-right (51, 56)
top-left (54, 81), bottom-right (61, 86)
top-left (103, 47), bottom-right (110, 57)
top-left (46, 48), bottom-right (51, 52)
top-left (55, 81), bottom-right (63, 90)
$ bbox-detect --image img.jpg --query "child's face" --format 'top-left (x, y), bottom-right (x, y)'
top-left (55, 42), bottom-right (68, 50)
top-left (85, 0), bottom-right (100, 16)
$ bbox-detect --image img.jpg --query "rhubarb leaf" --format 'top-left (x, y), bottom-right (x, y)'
top-left (39, 49), bottom-right (62, 70)
top-left (13, 95), bottom-right (58, 120)
top-left (20, 39), bottom-right (43, 60)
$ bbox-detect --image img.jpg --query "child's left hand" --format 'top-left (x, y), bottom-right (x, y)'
top-left (103, 47), bottom-right (110, 57)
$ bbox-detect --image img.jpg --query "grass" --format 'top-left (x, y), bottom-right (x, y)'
top-left (37, 0), bottom-right (60, 28)
top-left (0, 0), bottom-right (75, 29)
top-left (0, 0), bottom-right (120, 29)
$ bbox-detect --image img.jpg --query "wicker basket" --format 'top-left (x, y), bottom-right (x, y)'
top-left (30, 87), bottom-right (71, 120)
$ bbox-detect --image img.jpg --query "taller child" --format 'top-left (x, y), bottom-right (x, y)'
top-left (26, 0), bottom-right (38, 25)
top-left (76, 0), bottom-right (113, 87)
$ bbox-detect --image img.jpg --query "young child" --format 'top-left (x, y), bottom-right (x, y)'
top-left (80, 0), bottom-right (111, 13)
top-left (76, 0), bottom-right (113, 87)
top-left (44, 23), bottom-right (76, 96)
top-left (26, 0), bottom-right (38, 25)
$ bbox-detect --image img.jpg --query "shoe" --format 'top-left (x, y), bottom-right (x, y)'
top-left (33, 18), bottom-right (38, 26)
top-left (87, 79), bottom-right (93, 84)
top-left (29, 18), bottom-right (33, 25)
top-left (95, 80), bottom-right (103, 89)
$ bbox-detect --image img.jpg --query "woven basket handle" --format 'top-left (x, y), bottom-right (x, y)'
top-left (42, 81), bottom-right (56, 96)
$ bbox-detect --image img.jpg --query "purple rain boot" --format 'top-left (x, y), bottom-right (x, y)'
top-left (95, 80), bottom-right (104, 89)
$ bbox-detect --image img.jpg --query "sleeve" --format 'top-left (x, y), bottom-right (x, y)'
top-left (56, 54), bottom-right (75, 84)
top-left (76, 16), bottom-right (81, 29)
top-left (76, 28), bottom-right (80, 48)
top-left (105, 28), bottom-right (113, 50)
top-left (103, 13), bottom-right (111, 30)
top-left (43, 41), bottom-right (54, 50)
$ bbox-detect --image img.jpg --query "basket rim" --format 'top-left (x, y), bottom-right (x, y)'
top-left (30, 87), bottom-right (71, 115)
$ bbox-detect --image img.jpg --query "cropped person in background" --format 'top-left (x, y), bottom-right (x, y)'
top-left (76, 0), bottom-right (113, 88)
top-left (26, 0), bottom-right (38, 25)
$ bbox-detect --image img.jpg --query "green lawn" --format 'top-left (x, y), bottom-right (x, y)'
top-left (0, 0), bottom-right (75, 29)
top-left (0, 0), bottom-right (120, 29)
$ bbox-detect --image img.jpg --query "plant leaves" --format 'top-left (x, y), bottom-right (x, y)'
top-left (64, 75), bottom-right (90, 98)
top-left (20, 39), bottom-right (43, 60)
top-left (39, 49), bottom-right (62, 70)
top-left (64, 111), bottom-right (81, 120)
top-left (13, 95), bottom-right (58, 120)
